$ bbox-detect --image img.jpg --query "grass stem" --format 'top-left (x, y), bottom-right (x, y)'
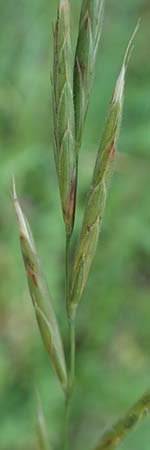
top-left (63, 320), bottom-right (76, 450)
top-left (65, 232), bottom-right (71, 314)
top-left (64, 232), bottom-right (76, 450)
top-left (63, 394), bottom-right (70, 450)
top-left (69, 319), bottom-right (75, 391)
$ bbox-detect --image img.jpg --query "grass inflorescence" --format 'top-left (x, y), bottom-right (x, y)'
top-left (13, 2), bottom-right (149, 450)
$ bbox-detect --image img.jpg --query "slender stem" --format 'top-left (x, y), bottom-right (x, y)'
top-left (64, 231), bottom-right (71, 450)
top-left (65, 233), bottom-right (76, 388)
top-left (63, 321), bottom-right (75, 450)
top-left (64, 232), bottom-right (76, 450)
top-left (65, 232), bottom-right (71, 314)
top-left (69, 319), bottom-right (75, 392)
top-left (63, 395), bottom-right (70, 450)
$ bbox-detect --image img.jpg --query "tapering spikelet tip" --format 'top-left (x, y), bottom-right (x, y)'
top-left (113, 19), bottom-right (140, 105)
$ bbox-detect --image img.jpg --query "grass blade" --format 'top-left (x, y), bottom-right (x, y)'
top-left (93, 392), bottom-right (150, 450)
top-left (13, 179), bottom-right (68, 394)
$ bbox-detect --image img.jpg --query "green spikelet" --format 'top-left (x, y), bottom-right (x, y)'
top-left (93, 392), bottom-right (150, 450)
top-left (52, 0), bottom-right (76, 235)
top-left (13, 180), bottom-right (68, 394)
top-left (68, 24), bottom-right (139, 320)
top-left (74, 0), bottom-right (104, 150)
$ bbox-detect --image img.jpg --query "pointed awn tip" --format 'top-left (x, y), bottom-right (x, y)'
top-left (12, 176), bottom-right (31, 244)
top-left (12, 175), bottom-right (17, 201)
top-left (113, 19), bottom-right (140, 105)
top-left (123, 18), bottom-right (140, 70)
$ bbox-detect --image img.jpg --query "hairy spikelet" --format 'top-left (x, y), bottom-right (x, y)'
top-left (52, 0), bottom-right (76, 235)
top-left (93, 392), bottom-right (150, 450)
top-left (13, 180), bottom-right (67, 393)
top-left (74, 0), bottom-right (104, 149)
top-left (68, 24), bottom-right (139, 320)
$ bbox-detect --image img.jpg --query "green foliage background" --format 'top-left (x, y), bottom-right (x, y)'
top-left (0, 0), bottom-right (150, 449)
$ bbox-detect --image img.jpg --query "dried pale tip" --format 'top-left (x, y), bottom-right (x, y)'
top-left (113, 64), bottom-right (125, 105)
top-left (12, 177), bottom-right (33, 247)
top-left (113, 19), bottom-right (140, 105)
top-left (59, 0), bottom-right (68, 11)
top-left (12, 174), bottom-right (17, 201)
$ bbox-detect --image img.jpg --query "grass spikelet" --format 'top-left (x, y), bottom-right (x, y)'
top-left (93, 391), bottom-right (150, 450)
top-left (52, 0), bottom-right (76, 235)
top-left (12, 179), bottom-right (68, 394)
top-left (68, 24), bottom-right (139, 320)
top-left (74, 0), bottom-right (104, 150)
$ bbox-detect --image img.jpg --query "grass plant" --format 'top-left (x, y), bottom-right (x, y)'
top-left (13, 1), bottom-right (150, 449)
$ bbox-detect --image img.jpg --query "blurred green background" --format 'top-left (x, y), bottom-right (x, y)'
top-left (0, 0), bottom-right (150, 449)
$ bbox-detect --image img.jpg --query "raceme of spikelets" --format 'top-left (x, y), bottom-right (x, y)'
top-left (74, 0), bottom-right (104, 150)
top-left (12, 179), bottom-right (68, 394)
top-left (12, 1), bottom-right (145, 448)
top-left (52, 0), bottom-right (76, 236)
top-left (68, 23), bottom-right (139, 321)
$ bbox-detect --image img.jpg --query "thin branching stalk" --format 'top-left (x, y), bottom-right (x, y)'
top-left (65, 233), bottom-right (71, 314)
top-left (63, 395), bottom-right (70, 450)
top-left (36, 394), bottom-right (51, 450)
top-left (69, 319), bottom-right (75, 391)
top-left (64, 234), bottom-right (76, 450)
top-left (63, 320), bottom-right (75, 450)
